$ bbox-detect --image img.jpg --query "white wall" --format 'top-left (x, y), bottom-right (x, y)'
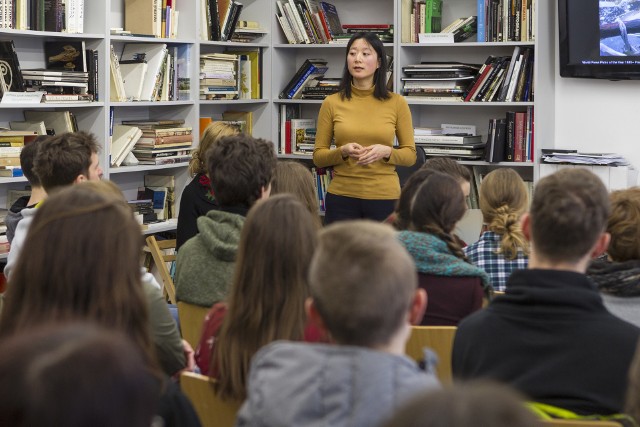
top-left (550, 0), bottom-right (640, 183)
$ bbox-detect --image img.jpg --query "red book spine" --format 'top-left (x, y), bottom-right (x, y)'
top-left (514, 111), bottom-right (525, 162)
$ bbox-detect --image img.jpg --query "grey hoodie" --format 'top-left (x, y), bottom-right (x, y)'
top-left (236, 341), bottom-right (441, 427)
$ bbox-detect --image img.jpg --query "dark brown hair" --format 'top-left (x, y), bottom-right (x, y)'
top-left (393, 168), bottom-right (438, 231)
top-left (32, 131), bottom-right (99, 192)
top-left (606, 188), bottom-right (640, 262)
top-left (0, 323), bottom-right (159, 427)
top-left (339, 32), bottom-right (390, 100)
top-left (383, 382), bottom-right (541, 427)
top-left (0, 181), bottom-right (157, 369)
top-left (213, 194), bottom-right (318, 400)
top-left (206, 134), bottom-right (277, 207)
top-left (423, 157), bottom-right (472, 184)
top-left (530, 168), bottom-right (610, 263)
top-left (410, 172), bottom-right (468, 260)
top-left (309, 221), bottom-right (417, 347)
top-left (20, 135), bottom-right (50, 186)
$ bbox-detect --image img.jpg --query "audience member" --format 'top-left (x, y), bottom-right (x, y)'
top-left (195, 195), bottom-right (320, 400)
top-left (625, 340), bottom-right (640, 426)
top-left (271, 160), bottom-right (321, 227)
top-left (452, 168), bottom-right (640, 416)
top-left (588, 188), bottom-right (640, 327)
top-left (423, 157), bottom-right (472, 199)
top-left (0, 323), bottom-right (159, 427)
top-left (0, 182), bottom-right (200, 427)
top-left (175, 134), bottom-right (277, 307)
top-left (4, 131), bottom-right (103, 280)
top-left (397, 171), bottom-right (490, 326)
top-left (464, 168), bottom-right (529, 291)
top-left (236, 221), bottom-right (439, 427)
top-left (177, 122), bottom-right (240, 249)
top-left (5, 135), bottom-right (48, 243)
top-left (383, 381), bottom-right (541, 427)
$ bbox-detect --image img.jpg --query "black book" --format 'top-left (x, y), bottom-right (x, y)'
top-left (474, 56), bottom-right (507, 101)
top-left (44, 0), bottom-right (64, 32)
top-left (505, 112), bottom-right (516, 161)
top-left (491, 118), bottom-right (507, 162)
top-left (484, 118), bottom-right (496, 162)
top-left (87, 49), bottom-right (99, 101)
top-left (209, 0), bottom-right (221, 41)
top-left (45, 41), bottom-right (87, 72)
top-left (279, 58), bottom-right (327, 99)
top-left (0, 41), bottom-right (25, 93)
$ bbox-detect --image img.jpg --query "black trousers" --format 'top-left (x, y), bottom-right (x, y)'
top-left (324, 192), bottom-right (396, 225)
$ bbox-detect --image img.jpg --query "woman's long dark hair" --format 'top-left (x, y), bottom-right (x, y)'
top-left (339, 32), bottom-right (390, 100)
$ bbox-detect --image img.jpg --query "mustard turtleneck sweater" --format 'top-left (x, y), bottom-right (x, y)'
top-left (313, 85), bottom-right (416, 200)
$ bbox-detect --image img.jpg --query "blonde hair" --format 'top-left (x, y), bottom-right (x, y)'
top-left (271, 161), bottom-right (321, 228)
top-left (188, 122), bottom-right (240, 176)
top-left (479, 169), bottom-right (529, 260)
top-left (607, 188), bottom-right (640, 262)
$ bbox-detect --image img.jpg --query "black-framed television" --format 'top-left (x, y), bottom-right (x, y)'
top-left (559, 0), bottom-right (640, 79)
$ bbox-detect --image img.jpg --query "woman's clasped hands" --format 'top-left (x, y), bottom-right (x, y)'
top-left (341, 142), bottom-right (392, 166)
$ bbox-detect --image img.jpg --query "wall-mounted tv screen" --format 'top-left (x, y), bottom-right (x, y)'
top-left (559, 0), bottom-right (640, 79)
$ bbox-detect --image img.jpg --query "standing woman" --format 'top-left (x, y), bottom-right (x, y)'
top-left (313, 32), bottom-right (416, 224)
top-left (177, 122), bottom-right (240, 249)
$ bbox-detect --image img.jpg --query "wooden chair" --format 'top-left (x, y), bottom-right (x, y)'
top-left (405, 326), bottom-right (456, 385)
top-left (540, 420), bottom-right (623, 427)
top-left (145, 235), bottom-right (177, 304)
top-left (178, 301), bottom-right (210, 349)
top-left (180, 372), bottom-right (242, 427)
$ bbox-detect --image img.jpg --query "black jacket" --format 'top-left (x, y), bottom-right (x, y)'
top-left (452, 268), bottom-right (640, 415)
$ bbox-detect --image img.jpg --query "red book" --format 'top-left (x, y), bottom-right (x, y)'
top-left (514, 111), bottom-right (526, 162)
top-left (465, 63), bottom-right (494, 102)
top-left (284, 120), bottom-right (292, 154)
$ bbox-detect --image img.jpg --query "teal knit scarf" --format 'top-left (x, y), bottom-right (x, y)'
top-left (398, 230), bottom-right (492, 290)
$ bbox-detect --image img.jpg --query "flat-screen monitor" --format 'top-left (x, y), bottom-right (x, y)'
top-left (559, 0), bottom-right (640, 79)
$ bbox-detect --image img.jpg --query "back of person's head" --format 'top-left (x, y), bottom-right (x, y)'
top-left (189, 121), bottom-right (241, 176)
top-left (206, 134), bottom-right (276, 207)
top-left (393, 168), bottom-right (438, 231)
top-left (423, 157), bottom-right (472, 186)
top-left (309, 221), bottom-right (417, 347)
top-left (606, 188), bottom-right (640, 262)
top-left (214, 194), bottom-right (318, 400)
top-left (411, 172), bottom-right (468, 260)
top-left (33, 131), bottom-right (100, 193)
top-left (0, 323), bottom-right (159, 427)
top-left (271, 161), bottom-right (321, 226)
top-left (479, 168), bottom-right (530, 259)
top-left (530, 168), bottom-right (610, 263)
top-left (383, 381), bottom-right (541, 427)
top-left (0, 181), bottom-right (156, 367)
top-left (20, 135), bottom-right (50, 187)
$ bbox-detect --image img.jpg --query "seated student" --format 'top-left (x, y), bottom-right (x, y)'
top-left (195, 195), bottom-right (321, 398)
top-left (0, 323), bottom-right (159, 427)
top-left (177, 122), bottom-right (240, 250)
top-left (0, 182), bottom-right (201, 427)
top-left (464, 168), bottom-right (529, 291)
top-left (271, 160), bottom-right (321, 228)
top-left (5, 135), bottom-right (48, 243)
top-left (236, 221), bottom-right (440, 427)
top-left (453, 168), bottom-right (640, 416)
top-left (383, 381), bottom-right (542, 427)
top-left (587, 188), bottom-right (640, 328)
top-left (397, 171), bottom-right (490, 326)
top-left (175, 134), bottom-right (277, 308)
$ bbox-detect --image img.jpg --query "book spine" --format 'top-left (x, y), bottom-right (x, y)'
top-left (477, 0), bottom-right (485, 41)
top-left (514, 111), bottom-right (525, 161)
top-left (288, 64), bottom-right (326, 98)
top-left (505, 111), bottom-right (515, 161)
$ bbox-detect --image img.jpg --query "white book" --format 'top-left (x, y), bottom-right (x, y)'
top-left (120, 61), bottom-right (148, 101)
top-left (505, 54), bottom-right (523, 102)
top-left (9, 120), bottom-right (46, 135)
top-left (161, 54), bottom-right (171, 101)
top-left (121, 43), bottom-right (168, 102)
top-left (287, 0), bottom-right (310, 43)
top-left (110, 45), bottom-right (127, 102)
top-left (276, 12), bottom-right (296, 43)
top-left (111, 125), bottom-right (142, 167)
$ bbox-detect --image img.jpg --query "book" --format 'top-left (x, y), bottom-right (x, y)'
top-left (279, 58), bottom-right (328, 99)
top-left (23, 110), bottom-right (74, 135)
top-left (120, 43), bottom-right (168, 102)
top-left (144, 174), bottom-right (176, 219)
top-left (44, 41), bottom-right (87, 73)
top-left (318, 1), bottom-right (343, 39)
top-left (119, 60), bottom-right (148, 101)
top-left (111, 124), bottom-right (143, 167)
top-left (222, 110), bottom-right (253, 135)
top-left (414, 134), bottom-right (483, 144)
top-left (290, 118), bottom-right (315, 153)
top-left (0, 41), bottom-right (25, 94)
top-left (124, 0), bottom-right (160, 36)
top-left (110, 45), bottom-right (127, 102)
top-left (9, 121), bottom-right (47, 135)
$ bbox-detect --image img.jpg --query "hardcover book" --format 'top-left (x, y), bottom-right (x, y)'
top-left (0, 41), bottom-right (25, 94)
top-left (45, 41), bottom-right (87, 72)
top-left (121, 43), bottom-right (168, 102)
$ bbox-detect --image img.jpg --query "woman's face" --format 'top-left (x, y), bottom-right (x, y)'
top-left (347, 38), bottom-right (380, 87)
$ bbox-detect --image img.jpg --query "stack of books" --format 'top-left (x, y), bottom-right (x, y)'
top-left (279, 58), bottom-right (328, 99)
top-left (402, 62), bottom-right (480, 101)
top-left (414, 125), bottom-right (485, 160)
top-left (128, 199), bottom-right (158, 224)
top-left (199, 53), bottom-right (240, 100)
top-left (301, 77), bottom-right (340, 99)
top-left (125, 120), bottom-right (194, 165)
top-left (341, 24), bottom-right (393, 43)
top-left (0, 131), bottom-right (38, 171)
top-left (230, 21), bottom-right (268, 43)
top-left (291, 118), bottom-right (316, 155)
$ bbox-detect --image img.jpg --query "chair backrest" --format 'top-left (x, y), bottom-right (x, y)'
top-left (178, 301), bottom-right (210, 349)
top-left (180, 372), bottom-right (241, 427)
top-left (396, 145), bottom-right (426, 187)
top-left (146, 235), bottom-right (177, 304)
top-left (405, 326), bottom-right (456, 385)
top-left (540, 420), bottom-right (623, 427)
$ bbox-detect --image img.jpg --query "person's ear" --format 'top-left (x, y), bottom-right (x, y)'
top-left (74, 174), bottom-right (87, 184)
top-left (521, 212), bottom-right (531, 241)
top-left (591, 232), bottom-right (611, 259)
top-left (261, 183), bottom-right (271, 199)
top-left (305, 297), bottom-right (327, 333)
top-left (408, 288), bottom-right (427, 325)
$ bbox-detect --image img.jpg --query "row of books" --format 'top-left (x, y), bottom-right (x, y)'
top-left (201, 0), bottom-right (244, 42)
top-left (312, 167), bottom-right (333, 212)
top-left (276, 0), bottom-right (345, 44)
top-left (408, 0), bottom-right (443, 42)
top-left (279, 104), bottom-right (315, 155)
top-left (477, 0), bottom-right (535, 42)
top-left (1, 0), bottom-right (84, 32)
top-left (124, 0), bottom-right (179, 38)
top-left (110, 43), bottom-right (191, 102)
top-left (484, 107), bottom-right (534, 163)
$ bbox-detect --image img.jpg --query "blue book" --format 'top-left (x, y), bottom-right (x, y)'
top-left (287, 63), bottom-right (329, 99)
top-left (477, 0), bottom-right (486, 42)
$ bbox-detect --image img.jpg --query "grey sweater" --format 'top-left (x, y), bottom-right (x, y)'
top-left (236, 341), bottom-right (441, 427)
